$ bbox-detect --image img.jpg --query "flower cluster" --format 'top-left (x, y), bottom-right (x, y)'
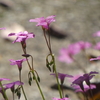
top-left (58, 41), bottom-right (92, 63)
top-left (71, 71), bottom-right (98, 92)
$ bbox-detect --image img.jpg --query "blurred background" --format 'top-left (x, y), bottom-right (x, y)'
top-left (0, 0), bottom-right (100, 100)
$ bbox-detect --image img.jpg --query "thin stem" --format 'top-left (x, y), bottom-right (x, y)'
top-left (31, 71), bottom-right (45, 100)
top-left (42, 28), bottom-right (63, 98)
top-left (30, 55), bottom-right (34, 70)
top-left (19, 71), bottom-right (27, 100)
top-left (83, 92), bottom-right (89, 100)
top-left (21, 42), bottom-right (26, 54)
top-left (89, 86), bottom-right (94, 100)
top-left (61, 84), bottom-right (64, 98)
top-left (0, 82), bottom-right (8, 100)
top-left (42, 29), bottom-right (52, 54)
top-left (21, 43), bottom-right (45, 100)
top-left (26, 58), bottom-right (32, 70)
top-left (12, 92), bottom-right (14, 100)
top-left (52, 54), bottom-right (63, 98)
top-left (47, 29), bottom-right (52, 53)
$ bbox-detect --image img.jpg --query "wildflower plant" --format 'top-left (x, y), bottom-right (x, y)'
top-left (0, 15), bottom-right (99, 100)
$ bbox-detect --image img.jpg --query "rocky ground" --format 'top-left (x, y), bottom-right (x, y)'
top-left (0, 0), bottom-right (100, 100)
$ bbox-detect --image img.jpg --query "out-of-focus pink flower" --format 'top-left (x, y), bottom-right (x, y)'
top-left (9, 58), bottom-right (27, 70)
top-left (0, 27), bottom-right (6, 30)
top-left (52, 97), bottom-right (70, 100)
top-left (51, 72), bottom-right (73, 84)
top-left (75, 41), bottom-right (92, 50)
top-left (58, 41), bottom-right (92, 64)
top-left (0, 78), bottom-right (10, 82)
top-left (8, 31), bottom-right (35, 43)
top-left (58, 43), bottom-right (80, 64)
top-left (93, 31), bottom-right (100, 37)
top-left (72, 84), bottom-right (96, 92)
top-left (93, 42), bottom-right (100, 50)
top-left (68, 43), bottom-right (81, 55)
top-left (58, 48), bottom-right (74, 63)
top-left (29, 15), bottom-right (56, 29)
top-left (90, 56), bottom-right (100, 61)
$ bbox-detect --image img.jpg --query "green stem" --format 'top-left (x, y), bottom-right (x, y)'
top-left (12, 92), bottom-right (14, 100)
top-left (61, 84), bottom-right (64, 98)
top-left (19, 71), bottom-right (27, 100)
top-left (31, 71), bottom-right (45, 100)
top-left (52, 54), bottom-right (63, 98)
top-left (42, 28), bottom-right (52, 54)
top-left (21, 43), bottom-right (45, 100)
top-left (42, 28), bottom-right (63, 98)
top-left (0, 82), bottom-right (8, 100)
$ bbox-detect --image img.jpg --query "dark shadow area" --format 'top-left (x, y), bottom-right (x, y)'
top-left (50, 84), bottom-right (74, 91)
top-left (47, 26), bottom-right (68, 39)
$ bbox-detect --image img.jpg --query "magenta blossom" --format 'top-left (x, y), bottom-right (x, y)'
top-left (4, 81), bottom-right (23, 90)
top-left (9, 58), bottom-right (27, 70)
top-left (8, 31), bottom-right (35, 43)
top-left (72, 71), bottom-right (98, 91)
top-left (69, 74), bottom-right (82, 82)
top-left (93, 42), bottom-right (100, 50)
top-left (29, 15), bottom-right (56, 29)
top-left (58, 43), bottom-right (80, 64)
top-left (58, 48), bottom-right (74, 63)
top-left (93, 31), bottom-right (100, 37)
top-left (3, 81), bottom-right (23, 96)
top-left (52, 97), bottom-right (70, 100)
top-left (72, 84), bottom-right (96, 92)
top-left (72, 76), bottom-right (84, 91)
top-left (83, 71), bottom-right (99, 86)
top-left (0, 78), bottom-right (10, 81)
top-left (75, 41), bottom-right (92, 50)
top-left (90, 56), bottom-right (100, 61)
top-left (51, 72), bottom-right (73, 84)
top-left (0, 27), bottom-right (6, 30)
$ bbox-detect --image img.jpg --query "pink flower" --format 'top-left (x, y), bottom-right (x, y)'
top-left (4, 81), bottom-right (23, 89)
top-left (58, 41), bottom-right (91, 64)
top-left (58, 43), bottom-right (80, 64)
top-left (58, 48), bottom-right (74, 63)
top-left (69, 74), bottom-right (82, 83)
top-left (75, 41), bottom-right (92, 50)
top-left (52, 97), bottom-right (70, 100)
top-left (93, 42), bottom-right (100, 50)
top-left (9, 58), bottom-right (27, 70)
top-left (1, 81), bottom-right (23, 99)
top-left (71, 71), bottom-right (98, 91)
top-left (0, 78), bottom-right (10, 81)
top-left (90, 56), bottom-right (100, 61)
top-left (83, 71), bottom-right (98, 86)
top-left (51, 72), bottom-right (73, 84)
top-left (0, 27), bottom-right (6, 30)
top-left (8, 31), bottom-right (35, 43)
top-left (72, 84), bottom-right (96, 92)
top-left (29, 15), bottom-right (56, 29)
top-left (93, 31), bottom-right (100, 37)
